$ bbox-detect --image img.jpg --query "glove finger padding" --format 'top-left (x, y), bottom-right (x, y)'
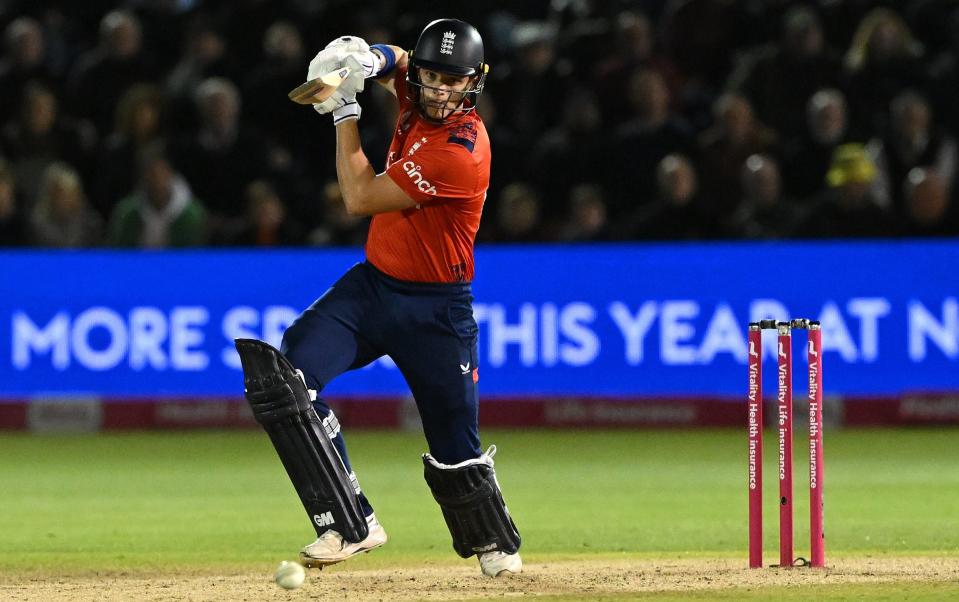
top-left (306, 53), bottom-right (366, 95)
top-left (325, 35), bottom-right (370, 55)
top-left (337, 54), bottom-right (366, 95)
top-left (313, 89), bottom-right (351, 115)
top-left (308, 47), bottom-right (348, 81)
top-left (307, 36), bottom-right (373, 117)
top-left (307, 55), bottom-right (365, 115)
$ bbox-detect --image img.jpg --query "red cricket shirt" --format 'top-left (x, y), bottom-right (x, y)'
top-left (365, 64), bottom-right (490, 283)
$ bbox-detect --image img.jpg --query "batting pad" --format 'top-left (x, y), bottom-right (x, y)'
top-left (423, 446), bottom-right (522, 558)
top-left (235, 338), bottom-right (369, 543)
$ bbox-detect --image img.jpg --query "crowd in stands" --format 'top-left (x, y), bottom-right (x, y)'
top-left (1, 0), bottom-right (958, 248)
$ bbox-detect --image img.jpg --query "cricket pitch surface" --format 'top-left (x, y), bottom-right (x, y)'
top-left (5, 557), bottom-right (959, 601)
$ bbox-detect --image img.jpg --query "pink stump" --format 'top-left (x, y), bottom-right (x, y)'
top-left (808, 323), bottom-right (825, 567)
top-left (777, 322), bottom-right (793, 567)
top-left (747, 324), bottom-right (763, 568)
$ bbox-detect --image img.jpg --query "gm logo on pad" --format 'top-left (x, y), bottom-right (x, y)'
top-left (313, 512), bottom-right (335, 527)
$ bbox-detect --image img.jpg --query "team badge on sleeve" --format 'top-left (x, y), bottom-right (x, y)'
top-left (448, 122), bottom-right (478, 152)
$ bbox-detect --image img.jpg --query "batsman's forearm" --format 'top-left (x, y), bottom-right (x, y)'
top-left (334, 121), bottom-right (376, 215)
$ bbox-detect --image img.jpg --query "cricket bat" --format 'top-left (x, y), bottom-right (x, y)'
top-left (288, 66), bottom-right (353, 104)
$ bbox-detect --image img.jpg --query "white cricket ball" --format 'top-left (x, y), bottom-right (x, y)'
top-left (274, 560), bottom-right (306, 590)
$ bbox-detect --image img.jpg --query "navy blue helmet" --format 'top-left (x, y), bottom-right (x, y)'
top-left (407, 19), bottom-right (488, 121)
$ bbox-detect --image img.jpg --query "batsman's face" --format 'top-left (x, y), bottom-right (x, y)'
top-left (418, 68), bottom-right (471, 119)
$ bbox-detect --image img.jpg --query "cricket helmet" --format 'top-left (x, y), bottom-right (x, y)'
top-left (407, 18), bottom-right (488, 122)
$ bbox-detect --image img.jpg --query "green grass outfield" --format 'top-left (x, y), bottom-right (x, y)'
top-left (1, 428), bottom-right (957, 599)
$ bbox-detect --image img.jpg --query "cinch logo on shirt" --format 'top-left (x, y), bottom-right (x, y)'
top-left (402, 160), bottom-right (437, 195)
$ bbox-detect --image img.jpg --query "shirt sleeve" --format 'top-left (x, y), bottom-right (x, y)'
top-left (386, 144), bottom-right (477, 205)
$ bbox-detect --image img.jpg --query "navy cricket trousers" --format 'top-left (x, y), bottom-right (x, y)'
top-left (281, 261), bottom-right (482, 515)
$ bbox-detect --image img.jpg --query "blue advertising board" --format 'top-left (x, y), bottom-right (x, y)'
top-left (1, 241), bottom-right (957, 398)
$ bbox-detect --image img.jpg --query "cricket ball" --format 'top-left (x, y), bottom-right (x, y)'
top-left (274, 560), bottom-right (306, 590)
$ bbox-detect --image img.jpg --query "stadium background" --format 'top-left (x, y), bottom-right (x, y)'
top-left (1, 0), bottom-right (957, 429)
top-left (1, 2), bottom-right (959, 600)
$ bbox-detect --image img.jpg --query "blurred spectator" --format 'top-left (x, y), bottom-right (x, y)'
top-left (132, 0), bottom-right (195, 75)
top-left (476, 92), bottom-right (523, 201)
top-left (843, 8), bottom-right (926, 138)
top-left (240, 16), bottom-right (329, 231)
top-left (109, 143), bottom-right (206, 248)
top-left (67, 10), bottom-right (156, 133)
top-left (0, 17), bottom-right (58, 122)
top-left (608, 68), bottom-right (693, 217)
top-left (242, 21), bottom-right (310, 159)
top-left (816, 0), bottom-right (882, 51)
top-left (799, 143), bottom-right (894, 238)
top-left (493, 21), bottom-right (567, 143)
top-left (94, 84), bottom-right (165, 217)
top-left (171, 77), bottom-right (267, 229)
top-left (905, 0), bottom-right (958, 58)
top-left (1, 83), bottom-right (96, 205)
top-left (621, 153), bottom-right (704, 240)
top-left (661, 0), bottom-right (749, 90)
top-left (30, 162), bottom-right (103, 247)
top-left (215, 0), bottom-right (288, 71)
top-left (527, 88), bottom-right (605, 222)
top-left (725, 154), bottom-right (801, 239)
top-left (166, 16), bottom-right (235, 131)
top-left (783, 89), bottom-right (851, 199)
top-left (727, 6), bottom-right (842, 138)
top-left (867, 90), bottom-right (956, 215)
top-left (0, 160), bottom-right (28, 246)
top-left (925, 7), bottom-right (959, 135)
top-left (307, 180), bottom-right (367, 247)
top-left (593, 10), bottom-right (680, 126)
top-left (555, 184), bottom-right (610, 242)
top-left (494, 183), bottom-right (543, 242)
top-left (0, 3), bottom-right (957, 247)
top-left (900, 167), bottom-right (956, 236)
top-left (696, 92), bottom-right (778, 217)
top-left (219, 180), bottom-right (304, 246)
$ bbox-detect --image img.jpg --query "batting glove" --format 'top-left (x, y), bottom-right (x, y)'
top-left (310, 54), bottom-right (366, 115)
top-left (332, 97), bottom-right (361, 125)
top-left (308, 41), bottom-right (377, 116)
top-left (309, 36), bottom-right (380, 82)
top-left (325, 36), bottom-right (380, 77)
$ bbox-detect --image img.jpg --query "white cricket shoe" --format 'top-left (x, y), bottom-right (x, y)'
top-left (479, 551), bottom-right (523, 577)
top-left (300, 514), bottom-right (387, 568)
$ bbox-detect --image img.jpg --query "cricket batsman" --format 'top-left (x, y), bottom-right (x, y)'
top-left (234, 18), bottom-right (522, 577)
